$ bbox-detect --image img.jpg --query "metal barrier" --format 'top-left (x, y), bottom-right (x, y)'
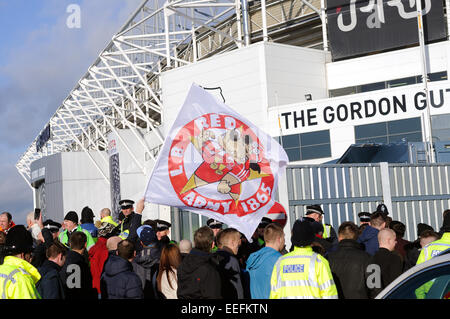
top-left (286, 163), bottom-right (450, 241)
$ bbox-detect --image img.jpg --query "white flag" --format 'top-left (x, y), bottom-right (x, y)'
top-left (144, 84), bottom-right (289, 241)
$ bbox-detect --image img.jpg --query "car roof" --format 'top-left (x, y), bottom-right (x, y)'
top-left (375, 252), bottom-right (450, 299)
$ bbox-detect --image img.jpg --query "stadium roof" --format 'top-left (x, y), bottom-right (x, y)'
top-left (16, 0), bottom-right (324, 185)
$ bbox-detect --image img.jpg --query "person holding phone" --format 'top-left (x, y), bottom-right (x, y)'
top-left (26, 209), bottom-right (43, 243)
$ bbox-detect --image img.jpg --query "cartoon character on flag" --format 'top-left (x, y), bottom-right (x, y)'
top-left (144, 84), bottom-right (289, 241)
top-left (182, 126), bottom-right (265, 203)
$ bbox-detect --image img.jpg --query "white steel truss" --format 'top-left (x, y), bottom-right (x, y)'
top-left (16, 0), bottom-right (324, 185)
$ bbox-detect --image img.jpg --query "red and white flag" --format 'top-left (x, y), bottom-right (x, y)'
top-left (144, 84), bottom-right (289, 241)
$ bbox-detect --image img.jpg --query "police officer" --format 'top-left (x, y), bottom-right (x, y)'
top-left (376, 203), bottom-right (392, 228)
top-left (269, 217), bottom-right (338, 299)
top-left (305, 205), bottom-right (337, 246)
top-left (358, 212), bottom-right (371, 226)
top-left (0, 225), bottom-right (41, 299)
top-left (417, 213), bottom-right (450, 264)
top-left (43, 219), bottom-right (62, 234)
top-left (155, 219), bottom-right (175, 247)
top-left (376, 203), bottom-right (389, 217)
top-left (415, 212), bottom-right (450, 298)
top-left (115, 199), bottom-right (142, 244)
top-left (207, 219), bottom-right (223, 252)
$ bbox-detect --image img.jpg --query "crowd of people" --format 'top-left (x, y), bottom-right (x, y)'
top-left (0, 199), bottom-right (449, 299)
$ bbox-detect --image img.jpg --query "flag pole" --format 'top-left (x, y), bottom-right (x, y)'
top-left (416, 0), bottom-right (435, 163)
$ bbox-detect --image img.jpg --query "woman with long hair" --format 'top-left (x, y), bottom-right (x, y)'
top-left (157, 243), bottom-right (181, 299)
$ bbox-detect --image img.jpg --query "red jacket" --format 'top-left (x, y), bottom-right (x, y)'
top-left (394, 237), bottom-right (412, 259)
top-left (88, 237), bottom-right (109, 294)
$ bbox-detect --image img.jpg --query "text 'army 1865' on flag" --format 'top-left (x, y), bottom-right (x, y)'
top-left (144, 83), bottom-right (289, 241)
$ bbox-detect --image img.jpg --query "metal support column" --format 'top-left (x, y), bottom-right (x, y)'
top-left (416, 0), bottom-right (435, 163)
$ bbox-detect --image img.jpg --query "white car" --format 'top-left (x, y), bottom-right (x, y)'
top-left (376, 249), bottom-right (450, 299)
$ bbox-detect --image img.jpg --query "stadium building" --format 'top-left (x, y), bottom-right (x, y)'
top-left (17, 0), bottom-right (450, 243)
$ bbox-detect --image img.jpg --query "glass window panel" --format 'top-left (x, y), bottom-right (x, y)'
top-left (389, 132), bottom-right (423, 143)
top-left (384, 264), bottom-right (450, 299)
top-left (170, 207), bottom-right (179, 242)
top-left (281, 134), bottom-right (300, 148)
top-left (432, 114), bottom-right (450, 130)
top-left (429, 71), bottom-right (448, 82)
top-left (285, 148), bottom-right (301, 162)
top-left (388, 76), bottom-right (417, 88)
top-left (356, 136), bottom-right (388, 144)
top-left (355, 122), bottom-right (387, 139)
top-left (300, 130), bottom-right (330, 146)
top-left (301, 144), bottom-right (331, 160)
top-left (191, 213), bottom-right (200, 235)
top-left (433, 128), bottom-right (450, 142)
top-left (360, 81), bottom-right (385, 93)
top-left (388, 117), bottom-right (421, 135)
top-left (181, 210), bottom-right (191, 241)
top-left (329, 86), bottom-right (358, 97)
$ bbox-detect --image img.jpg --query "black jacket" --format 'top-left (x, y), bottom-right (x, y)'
top-left (60, 250), bottom-right (97, 299)
top-left (101, 254), bottom-right (143, 299)
top-left (132, 245), bottom-right (161, 298)
top-left (114, 212), bottom-right (142, 245)
top-left (327, 239), bottom-right (371, 299)
top-left (404, 240), bottom-right (421, 270)
top-left (369, 248), bottom-right (404, 297)
top-left (214, 247), bottom-right (244, 299)
top-left (31, 228), bottom-right (54, 268)
top-left (37, 260), bottom-right (65, 299)
top-left (177, 248), bottom-right (222, 299)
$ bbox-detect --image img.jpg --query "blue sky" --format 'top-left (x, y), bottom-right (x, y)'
top-left (0, 0), bottom-right (142, 224)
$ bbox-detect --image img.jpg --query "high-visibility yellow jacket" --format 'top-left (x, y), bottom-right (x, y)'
top-left (415, 233), bottom-right (450, 299)
top-left (101, 215), bottom-right (118, 227)
top-left (416, 233), bottom-right (450, 265)
top-left (0, 256), bottom-right (41, 299)
top-left (269, 246), bottom-right (338, 299)
top-left (322, 224), bottom-right (331, 239)
top-left (58, 225), bottom-right (95, 251)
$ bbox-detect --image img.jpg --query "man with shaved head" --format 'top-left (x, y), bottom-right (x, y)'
top-left (369, 228), bottom-right (404, 297)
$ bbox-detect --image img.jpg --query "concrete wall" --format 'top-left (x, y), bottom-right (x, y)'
top-left (265, 43), bottom-right (329, 108)
top-left (31, 151), bottom-right (110, 222)
top-left (326, 41), bottom-right (449, 90)
top-left (160, 42), bottom-right (329, 134)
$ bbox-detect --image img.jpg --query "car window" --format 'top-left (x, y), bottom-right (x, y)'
top-left (385, 263), bottom-right (450, 299)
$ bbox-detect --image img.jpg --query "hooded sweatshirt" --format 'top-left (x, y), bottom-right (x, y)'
top-left (246, 246), bottom-right (281, 299)
top-left (132, 245), bottom-right (161, 298)
top-left (357, 225), bottom-right (380, 256)
top-left (177, 248), bottom-right (222, 299)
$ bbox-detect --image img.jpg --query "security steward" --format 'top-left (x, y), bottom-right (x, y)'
top-left (0, 225), bottom-right (41, 299)
top-left (114, 199), bottom-right (142, 244)
top-left (269, 217), bottom-right (338, 299)
top-left (207, 219), bottom-right (224, 252)
top-left (305, 205), bottom-right (337, 246)
top-left (415, 213), bottom-right (450, 298)
top-left (58, 211), bottom-right (95, 251)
